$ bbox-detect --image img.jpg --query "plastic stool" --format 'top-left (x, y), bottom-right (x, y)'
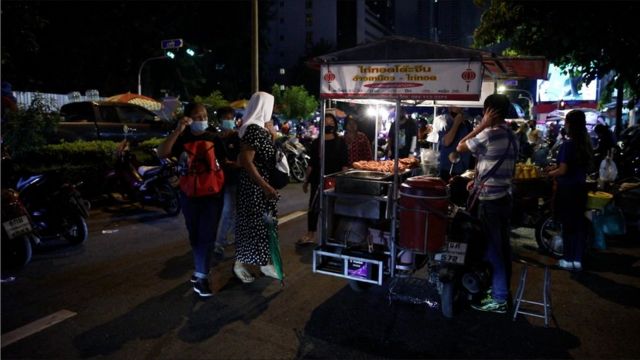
top-left (512, 264), bottom-right (552, 327)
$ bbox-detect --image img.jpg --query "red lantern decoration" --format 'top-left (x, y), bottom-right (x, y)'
top-left (324, 70), bottom-right (336, 83)
top-left (461, 68), bottom-right (476, 91)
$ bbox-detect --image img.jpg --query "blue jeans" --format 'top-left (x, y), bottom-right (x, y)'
top-left (180, 192), bottom-right (222, 278)
top-left (215, 184), bottom-right (237, 247)
top-left (478, 195), bottom-right (512, 302)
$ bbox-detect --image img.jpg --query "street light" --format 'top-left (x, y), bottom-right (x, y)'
top-left (498, 86), bottom-right (535, 120)
top-left (137, 55), bottom-right (168, 95)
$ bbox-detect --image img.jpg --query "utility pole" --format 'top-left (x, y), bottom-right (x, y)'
top-left (251, 0), bottom-right (259, 93)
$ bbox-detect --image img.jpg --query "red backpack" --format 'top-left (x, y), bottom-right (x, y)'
top-left (179, 140), bottom-right (225, 197)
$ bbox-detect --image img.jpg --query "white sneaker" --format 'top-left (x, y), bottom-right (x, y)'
top-left (260, 264), bottom-right (282, 279)
top-left (234, 261), bottom-right (255, 283)
top-left (558, 259), bottom-right (574, 270)
top-left (573, 261), bottom-right (583, 271)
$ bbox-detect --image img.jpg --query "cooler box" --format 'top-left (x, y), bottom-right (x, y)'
top-left (399, 176), bottom-right (449, 254)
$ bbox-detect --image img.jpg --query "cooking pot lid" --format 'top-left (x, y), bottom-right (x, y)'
top-left (404, 175), bottom-right (447, 189)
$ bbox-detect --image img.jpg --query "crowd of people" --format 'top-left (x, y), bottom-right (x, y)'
top-left (157, 90), bottom-right (610, 321)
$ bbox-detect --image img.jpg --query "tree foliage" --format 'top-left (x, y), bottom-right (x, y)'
top-left (2, 96), bottom-right (61, 158)
top-left (271, 84), bottom-right (318, 120)
top-left (473, 0), bottom-right (640, 106)
top-left (194, 90), bottom-right (229, 110)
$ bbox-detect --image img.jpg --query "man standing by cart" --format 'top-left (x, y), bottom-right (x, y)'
top-left (456, 94), bottom-right (517, 314)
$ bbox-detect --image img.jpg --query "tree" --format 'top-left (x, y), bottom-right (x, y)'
top-left (271, 84), bottom-right (318, 120)
top-left (473, 0), bottom-right (640, 134)
top-left (194, 90), bottom-right (229, 110)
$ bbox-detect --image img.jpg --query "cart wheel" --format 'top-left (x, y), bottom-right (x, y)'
top-left (535, 214), bottom-right (563, 258)
top-left (348, 279), bottom-right (372, 292)
top-left (441, 281), bottom-right (455, 318)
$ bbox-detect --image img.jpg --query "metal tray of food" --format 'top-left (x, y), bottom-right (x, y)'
top-left (334, 170), bottom-right (393, 195)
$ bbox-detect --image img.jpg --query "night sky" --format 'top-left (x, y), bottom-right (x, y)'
top-left (1, 1), bottom-right (268, 100)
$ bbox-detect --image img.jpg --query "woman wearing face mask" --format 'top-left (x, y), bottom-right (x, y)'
top-left (298, 113), bottom-right (349, 245)
top-left (157, 102), bottom-right (227, 298)
top-left (212, 106), bottom-right (241, 258)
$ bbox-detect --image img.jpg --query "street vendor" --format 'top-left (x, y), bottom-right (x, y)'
top-left (386, 109), bottom-right (417, 159)
top-left (438, 106), bottom-right (473, 181)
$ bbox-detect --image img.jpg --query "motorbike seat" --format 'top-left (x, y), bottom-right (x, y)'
top-left (138, 166), bottom-right (161, 177)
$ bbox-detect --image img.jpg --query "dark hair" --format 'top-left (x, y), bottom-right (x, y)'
top-left (184, 102), bottom-right (205, 117)
top-left (325, 113), bottom-right (337, 124)
top-left (565, 110), bottom-right (594, 168)
top-left (217, 106), bottom-right (235, 119)
top-left (483, 94), bottom-right (511, 120)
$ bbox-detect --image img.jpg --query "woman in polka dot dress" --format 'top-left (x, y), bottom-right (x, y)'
top-left (234, 92), bottom-right (280, 283)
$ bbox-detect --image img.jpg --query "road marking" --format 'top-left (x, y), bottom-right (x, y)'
top-left (1, 309), bottom-right (77, 348)
top-left (278, 210), bottom-right (307, 225)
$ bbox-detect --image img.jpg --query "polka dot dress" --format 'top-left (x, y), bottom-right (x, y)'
top-left (235, 124), bottom-right (278, 266)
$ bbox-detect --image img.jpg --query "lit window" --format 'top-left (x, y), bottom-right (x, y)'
top-left (306, 14), bottom-right (312, 26)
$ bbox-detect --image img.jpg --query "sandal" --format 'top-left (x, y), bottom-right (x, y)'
top-left (260, 265), bottom-right (283, 279)
top-left (233, 261), bottom-right (255, 283)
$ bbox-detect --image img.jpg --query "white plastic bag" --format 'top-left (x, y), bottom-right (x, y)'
top-left (599, 150), bottom-right (618, 182)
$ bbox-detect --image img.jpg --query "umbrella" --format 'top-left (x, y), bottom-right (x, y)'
top-left (263, 211), bottom-right (284, 286)
top-left (106, 93), bottom-right (162, 111)
top-left (230, 99), bottom-right (249, 109)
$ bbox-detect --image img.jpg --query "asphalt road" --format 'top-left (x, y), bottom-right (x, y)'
top-left (2, 182), bottom-right (640, 359)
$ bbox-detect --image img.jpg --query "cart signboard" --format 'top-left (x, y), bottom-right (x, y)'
top-left (320, 61), bottom-right (483, 100)
top-left (434, 242), bottom-right (468, 265)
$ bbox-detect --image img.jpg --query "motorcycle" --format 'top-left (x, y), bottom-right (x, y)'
top-left (281, 136), bottom-right (309, 183)
top-left (104, 137), bottom-right (181, 216)
top-left (1, 188), bottom-right (36, 271)
top-left (16, 172), bottom-right (90, 247)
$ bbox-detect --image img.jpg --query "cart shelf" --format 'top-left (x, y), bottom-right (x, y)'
top-left (313, 245), bottom-right (387, 285)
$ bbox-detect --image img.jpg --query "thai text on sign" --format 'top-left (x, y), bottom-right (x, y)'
top-left (320, 61), bottom-right (483, 100)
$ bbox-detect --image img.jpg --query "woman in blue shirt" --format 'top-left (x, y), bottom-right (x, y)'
top-left (547, 110), bottom-right (594, 271)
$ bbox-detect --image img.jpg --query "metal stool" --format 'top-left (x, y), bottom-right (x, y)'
top-left (512, 264), bottom-right (553, 327)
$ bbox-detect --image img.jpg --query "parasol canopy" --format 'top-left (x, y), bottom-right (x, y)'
top-left (106, 93), bottom-right (162, 111)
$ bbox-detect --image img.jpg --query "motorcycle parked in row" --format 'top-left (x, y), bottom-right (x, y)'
top-left (280, 136), bottom-right (309, 183)
top-left (1, 188), bottom-right (36, 271)
top-left (1, 148), bottom-right (90, 271)
top-left (104, 136), bottom-right (181, 216)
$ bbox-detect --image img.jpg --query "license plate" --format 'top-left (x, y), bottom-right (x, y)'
top-left (2, 216), bottom-right (32, 240)
top-left (434, 242), bottom-right (467, 264)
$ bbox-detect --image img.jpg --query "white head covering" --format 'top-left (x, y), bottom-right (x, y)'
top-left (238, 91), bottom-right (275, 138)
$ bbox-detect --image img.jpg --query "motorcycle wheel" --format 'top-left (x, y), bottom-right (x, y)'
top-left (1, 235), bottom-right (33, 270)
top-left (63, 215), bottom-right (89, 245)
top-left (290, 160), bottom-right (306, 183)
top-left (535, 214), bottom-right (563, 257)
top-left (158, 183), bottom-right (181, 216)
top-left (348, 279), bottom-right (372, 292)
top-left (441, 281), bottom-right (455, 318)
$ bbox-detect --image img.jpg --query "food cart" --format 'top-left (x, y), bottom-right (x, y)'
top-left (309, 36), bottom-right (549, 317)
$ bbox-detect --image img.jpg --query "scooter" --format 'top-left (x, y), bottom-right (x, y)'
top-left (16, 172), bottom-right (90, 247)
top-left (1, 188), bottom-right (36, 271)
top-left (104, 137), bottom-right (181, 216)
top-left (281, 136), bottom-right (309, 183)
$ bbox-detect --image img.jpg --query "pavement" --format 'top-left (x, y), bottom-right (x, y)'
top-left (2, 183), bottom-right (640, 359)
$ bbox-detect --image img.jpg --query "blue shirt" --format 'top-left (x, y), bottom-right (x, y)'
top-left (555, 140), bottom-right (587, 186)
top-left (438, 117), bottom-right (472, 175)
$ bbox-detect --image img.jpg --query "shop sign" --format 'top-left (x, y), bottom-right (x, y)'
top-left (320, 61), bottom-right (483, 100)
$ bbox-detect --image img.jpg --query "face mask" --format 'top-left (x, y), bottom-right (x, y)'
top-left (325, 125), bottom-right (335, 133)
top-left (221, 120), bottom-right (235, 130)
top-left (190, 121), bottom-right (208, 132)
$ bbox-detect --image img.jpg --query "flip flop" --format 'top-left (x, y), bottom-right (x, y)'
top-left (295, 236), bottom-right (316, 246)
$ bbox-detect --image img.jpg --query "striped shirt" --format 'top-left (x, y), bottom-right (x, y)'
top-left (466, 124), bottom-right (517, 200)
